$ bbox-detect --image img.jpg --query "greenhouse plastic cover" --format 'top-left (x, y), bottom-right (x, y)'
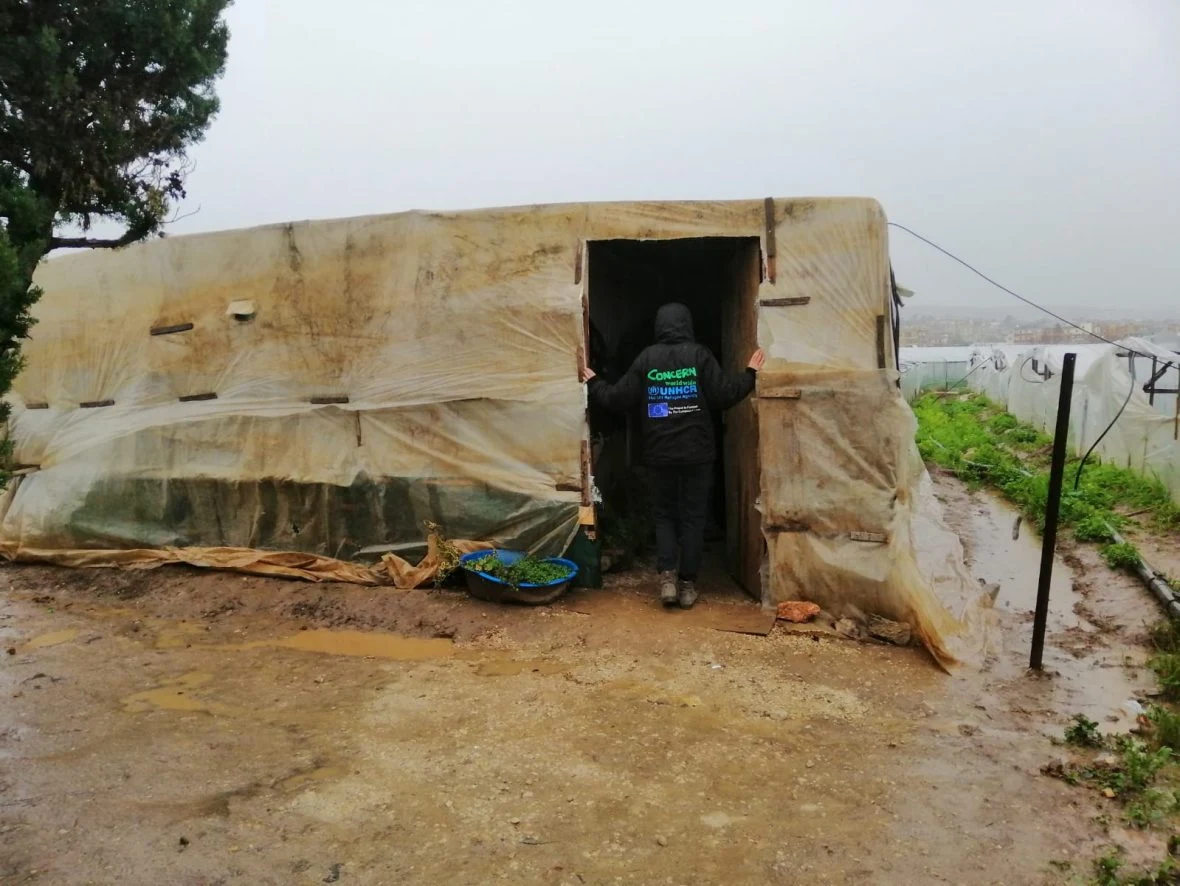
top-left (2, 198), bottom-right (993, 667)
top-left (968, 338), bottom-right (1180, 505)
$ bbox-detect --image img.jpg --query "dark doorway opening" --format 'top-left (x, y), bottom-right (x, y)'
top-left (586, 237), bottom-right (763, 599)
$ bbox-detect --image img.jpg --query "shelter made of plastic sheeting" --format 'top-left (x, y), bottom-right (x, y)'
top-left (968, 340), bottom-right (1180, 505)
top-left (2, 197), bottom-right (992, 667)
top-left (898, 346), bottom-right (994, 402)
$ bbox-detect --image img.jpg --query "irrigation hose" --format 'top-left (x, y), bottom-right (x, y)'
top-left (1103, 521), bottom-right (1180, 621)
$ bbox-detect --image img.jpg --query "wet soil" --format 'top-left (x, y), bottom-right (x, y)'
top-left (0, 475), bottom-right (1173, 885)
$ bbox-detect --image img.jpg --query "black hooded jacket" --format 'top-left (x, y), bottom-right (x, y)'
top-left (588, 303), bottom-right (756, 466)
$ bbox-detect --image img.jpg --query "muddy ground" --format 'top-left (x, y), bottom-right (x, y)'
top-left (0, 476), bottom-right (1173, 885)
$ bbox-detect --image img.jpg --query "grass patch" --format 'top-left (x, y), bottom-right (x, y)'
top-left (1103, 542), bottom-right (1144, 572)
top-left (1050, 718), bottom-right (1180, 832)
top-left (1077, 514), bottom-right (1118, 543)
top-left (913, 392), bottom-right (1180, 537)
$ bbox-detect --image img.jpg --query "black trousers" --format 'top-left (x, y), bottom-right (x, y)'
top-left (650, 462), bottom-right (713, 582)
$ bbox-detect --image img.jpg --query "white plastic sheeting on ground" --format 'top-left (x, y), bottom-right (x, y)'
top-left (964, 339), bottom-right (1180, 504)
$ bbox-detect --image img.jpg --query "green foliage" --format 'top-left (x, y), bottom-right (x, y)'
top-left (1006, 425), bottom-right (1042, 444)
top-left (912, 393), bottom-right (1179, 591)
top-left (1147, 705), bottom-right (1180, 753)
top-left (466, 553), bottom-right (574, 588)
top-left (1093, 850), bottom-right (1124, 886)
top-left (1066, 713), bottom-right (1105, 748)
top-left (1048, 729), bottom-right (1180, 832)
top-left (1113, 738), bottom-right (1173, 796)
top-left (988, 411), bottom-right (1019, 432)
top-left (1126, 788), bottom-right (1180, 828)
top-left (0, 1), bottom-right (231, 243)
top-left (1076, 514), bottom-right (1118, 543)
top-left (0, 0), bottom-right (231, 480)
top-left (1153, 621), bottom-right (1180, 655)
top-left (914, 392), bottom-right (1178, 530)
top-left (1150, 654), bottom-right (1180, 703)
top-left (1102, 542), bottom-right (1143, 572)
top-left (1064, 738), bottom-right (1173, 799)
top-left (1089, 847), bottom-right (1180, 885)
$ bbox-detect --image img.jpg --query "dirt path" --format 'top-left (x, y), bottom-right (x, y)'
top-left (0, 477), bottom-right (1169, 885)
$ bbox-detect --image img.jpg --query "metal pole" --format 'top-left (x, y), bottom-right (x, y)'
top-left (1030, 352), bottom-right (1077, 670)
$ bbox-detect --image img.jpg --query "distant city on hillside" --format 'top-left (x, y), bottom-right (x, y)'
top-left (899, 303), bottom-right (1180, 347)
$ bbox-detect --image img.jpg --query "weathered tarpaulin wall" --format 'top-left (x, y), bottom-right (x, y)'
top-left (2, 198), bottom-right (989, 665)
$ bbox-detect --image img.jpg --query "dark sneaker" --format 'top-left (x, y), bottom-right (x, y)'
top-left (659, 572), bottom-right (678, 606)
top-left (678, 581), bottom-right (698, 609)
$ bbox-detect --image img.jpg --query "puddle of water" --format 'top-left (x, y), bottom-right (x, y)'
top-left (241, 629), bottom-right (455, 661)
top-left (122, 672), bottom-right (240, 716)
top-left (966, 494), bottom-right (1084, 630)
top-left (18, 629), bottom-right (80, 651)
top-left (155, 623), bottom-right (208, 649)
top-left (475, 659), bottom-right (565, 677)
top-left (279, 765), bottom-right (348, 792)
top-left (952, 487), bottom-right (1154, 728)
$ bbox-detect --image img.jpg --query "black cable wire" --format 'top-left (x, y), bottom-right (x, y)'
top-left (890, 221), bottom-right (1158, 491)
top-left (887, 221), bottom-right (1154, 489)
top-left (1074, 354), bottom-right (1137, 490)
top-left (888, 222), bottom-right (1146, 359)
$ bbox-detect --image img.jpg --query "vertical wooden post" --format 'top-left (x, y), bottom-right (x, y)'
top-left (763, 198), bottom-right (776, 284)
top-left (1030, 352), bottom-right (1077, 671)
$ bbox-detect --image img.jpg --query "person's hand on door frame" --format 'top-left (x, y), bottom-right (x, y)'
top-left (747, 349), bottom-right (766, 372)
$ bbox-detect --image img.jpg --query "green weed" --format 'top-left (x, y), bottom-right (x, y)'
top-left (1147, 705), bottom-right (1180, 752)
top-left (988, 412), bottom-right (1019, 432)
top-left (1066, 713), bottom-right (1106, 748)
top-left (1102, 542), bottom-right (1143, 572)
top-left (1126, 788), bottom-right (1180, 828)
top-left (1090, 846), bottom-right (1180, 884)
top-left (1153, 622), bottom-right (1180, 655)
top-left (1110, 738), bottom-right (1172, 795)
top-left (1006, 426), bottom-right (1042, 444)
top-left (1094, 849), bottom-right (1125, 886)
top-left (1150, 654), bottom-right (1180, 703)
top-left (913, 392), bottom-right (1180, 539)
top-left (1076, 513), bottom-right (1118, 543)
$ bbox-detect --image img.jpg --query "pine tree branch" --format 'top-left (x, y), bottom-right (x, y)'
top-left (49, 230), bottom-right (142, 250)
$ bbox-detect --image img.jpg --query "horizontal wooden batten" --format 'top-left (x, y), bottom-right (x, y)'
top-left (759, 296), bottom-right (810, 308)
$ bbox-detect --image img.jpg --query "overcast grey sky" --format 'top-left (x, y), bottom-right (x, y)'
top-left (152, 0), bottom-right (1178, 312)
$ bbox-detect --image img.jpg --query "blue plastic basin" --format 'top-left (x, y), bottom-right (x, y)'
top-left (459, 549), bottom-right (579, 605)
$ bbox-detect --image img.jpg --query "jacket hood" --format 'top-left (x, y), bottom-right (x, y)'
top-left (654, 303), bottom-right (695, 344)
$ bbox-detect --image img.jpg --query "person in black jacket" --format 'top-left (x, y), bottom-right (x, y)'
top-left (581, 302), bottom-right (764, 609)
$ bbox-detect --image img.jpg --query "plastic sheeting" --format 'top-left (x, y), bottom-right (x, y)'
top-left (2, 197), bottom-right (991, 666)
top-left (759, 368), bottom-right (990, 667)
top-left (967, 340), bottom-right (1180, 505)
